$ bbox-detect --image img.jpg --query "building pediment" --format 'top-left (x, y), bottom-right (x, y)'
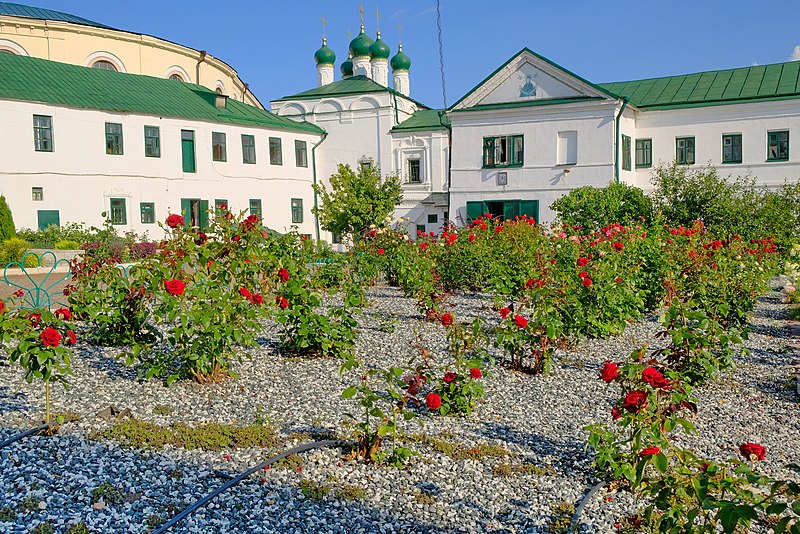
top-left (450, 48), bottom-right (616, 111)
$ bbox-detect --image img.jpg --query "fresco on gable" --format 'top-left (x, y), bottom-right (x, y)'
top-left (475, 61), bottom-right (583, 107)
top-left (519, 74), bottom-right (537, 97)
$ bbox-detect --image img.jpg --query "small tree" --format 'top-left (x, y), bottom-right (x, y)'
top-left (550, 182), bottom-right (654, 231)
top-left (0, 195), bottom-right (15, 242)
top-left (313, 164), bottom-right (402, 238)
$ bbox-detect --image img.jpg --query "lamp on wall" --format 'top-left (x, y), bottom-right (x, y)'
top-left (497, 171), bottom-right (508, 186)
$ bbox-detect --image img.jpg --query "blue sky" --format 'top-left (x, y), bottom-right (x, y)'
top-left (25, 1), bottom-right (800, 108)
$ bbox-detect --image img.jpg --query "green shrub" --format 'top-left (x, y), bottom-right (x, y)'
top-left (550, 182), bottom-right (654, 231)
top-left (54, 239), bottom-right (81, 250)
top-left (0, 237), bottom-right (34, 267)
top-left (0, 195), bottom-right (14, 242)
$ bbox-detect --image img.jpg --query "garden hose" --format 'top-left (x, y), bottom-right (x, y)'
top-left (151, 439), bottom-right (346, 534)
top-left (569, 480), bottom-right (607, 533)
top-left (0, 421), bottom-right (58, 449)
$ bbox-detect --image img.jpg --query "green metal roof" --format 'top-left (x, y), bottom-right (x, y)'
top-left (0, 1), bottom-right (113, 29)
top-left (0, 53), bottom-right (323, 134)
top-left (391, 109), bottom-right (449, 132)
top-left (450, 96), bottom-right (603, 113)
top-left (600, 61), bottom-right (800, 110)
top-left (277, 75), bottom-right (429, 109)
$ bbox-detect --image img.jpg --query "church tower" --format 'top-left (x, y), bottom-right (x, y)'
top-left (391, 43), bottom-right (411, 96)
top-left (314, 38), bottom-right (336, 86)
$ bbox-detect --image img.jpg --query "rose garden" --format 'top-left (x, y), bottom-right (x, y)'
top-left (0, 167), bottom-right (799, 533)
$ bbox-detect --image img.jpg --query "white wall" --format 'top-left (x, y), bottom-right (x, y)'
top-left (0, 99), bottom-right (321, 236)
top-left (633, 100), bottom-right (800, 188)
top-left (448, 100), bottom-right (618, 225)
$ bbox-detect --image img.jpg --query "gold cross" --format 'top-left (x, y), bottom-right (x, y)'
top-left (320, 16), bottom-right (327, 38)
top-left (375, 7), bottom-right (380, 31)
top-left (358, 2), bottom-right (364, 27)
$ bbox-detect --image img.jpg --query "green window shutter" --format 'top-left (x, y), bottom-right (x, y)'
top-left (503, 200), bottom-right (520, 221)
top-left (466, 201), bottom-right (486, 222)
top-left (482, 138), bottom-right (495, 167)
top-left (37, 210), bottom-right (60, 231)
top-left (110, 198), bottom-right (126, 225)
top-left (180, 198), bottom-right (191, 228)
top-left (181, 130), bottom-right (196, 173)
top-left (519, 200), bottom-right (539, 222)
top-left (199, 199), bottom-right (209, 231)
top-left (622, 135), bottom-right (631, 171)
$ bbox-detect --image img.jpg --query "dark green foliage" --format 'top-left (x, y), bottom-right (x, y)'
top-left (313, 163), bottom-right (403, 238)
top-left (550, 182), bottom-right (654, 231)
top-left (0, 195), bottom-right (15, 242)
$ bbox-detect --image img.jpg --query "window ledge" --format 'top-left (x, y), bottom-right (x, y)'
top-left (555, 163), bottom-right (576, 167)
top-left (635, 164), bottom-right (652, 169)
top-left (721, 161), bottom-right (743, 165)
top-left (482, 163), bottom-right (523, 169)
top-left (766, 159), bottom-right (789, 163)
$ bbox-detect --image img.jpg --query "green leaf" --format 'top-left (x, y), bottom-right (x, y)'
top-left (342, 386), bottom-right (357, 399)
top-left (653, 453), bottom-right (668, 473)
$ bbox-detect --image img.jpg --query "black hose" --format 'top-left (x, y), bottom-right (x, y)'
top-left (0, 422), bottom-right (57, 449)
top-left (569, 480), bottom-right (607, 533)
top-left (151, 439), bottom-right (345, 534)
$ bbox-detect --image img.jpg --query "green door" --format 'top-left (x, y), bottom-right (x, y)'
top-left (465, 201), bottom-right (488, 223)
top-left (181, 130), bottom-right (196, 173)
top-left (37, 210), bottom-right (60, 231)
top-left (519, 200), bottom-right (539, 223)
top-left (180, 198), bottom-right (208, 230)
top-left (503, 200), bottom-right (520, 221)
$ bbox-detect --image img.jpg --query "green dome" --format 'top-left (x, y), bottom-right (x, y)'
top-left (348, 25), bottom-right (374, 57)
top-left (314, 38), bottom-right (336, 65)
top-left (369, 32), bottom-right (390, 60)
top-left (340, 55), bottom-right (353, 76)
top-left (390, 44), bottom-right (411, 71)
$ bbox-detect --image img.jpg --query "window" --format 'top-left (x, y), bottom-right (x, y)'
top-left (105, 123), bottom-right (123, 155)
top-left (144, 126), bottom-right (160, 157)
top-left (332, 233), bottom-right (342, 244)
top-left (294, 140), bottom-right (308, 167)
top-left (291, 198), bottom-right (303, 223)
top-left (249, 199), bottom-right (262, 220)
top-left (92, 60), bottom-right (117, 72)
top-left (212, 132), bottom-right (227, 162)
top-left (269, 137), bottom-right (282, 165)
top-left (33, 115), bottom-right (53, 152)
top-left (215, 198), bottom-right (228, 213)
top-left (169, 74), bottom-right (184, 81)
top-left (359, 158), bottom-right (375, 172)
top-left (242, 134), bottom-right (256, 164)
top-left (416, 224), bottom-right (426, 235)
top-left (181, 130), bottom-right (196, 173)
top-left (140, 202), bottom-right (155, 224)
top-left (557, 131), bottom-right (577, 165)
top-left (676, 136), bottom-right (695, 165)
top-left (767, 130), bottom-right (789, 161)
top-left (482, 135), bottom-right (523, 167)
top-left (722, 134), bottom-right (742, 164)
top-left (32, 187), bottom-right (43, 201)
top-left (427, 213), bottom-right (438, 224)
top-left (635, 139), bottom-right (652, 168)
top-left (407, 158), bottom-right (421, 183)
top-left (110, 198), bottom-right (126, 225)
top-left (621, 134), bottom-right (632, 171)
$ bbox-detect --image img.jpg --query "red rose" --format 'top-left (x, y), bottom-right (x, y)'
top-left (420, 243), bottom-right (428, 250)
top-left (29, 313), bottom-right (42, 326)
top-left (642, 367), bottom-right (670, 389)
top-left (577, 257), bottom-right (589, 267)
top-left (276, 296), bottom-right (289, 309)
top-left (513, 314), bottom-right (528, 329)
top-left (611, 406), bottom-right (622, 420)
top-left (443, 372), bottom-right (457, 383)
top-left (739, 443), bottom-right (766, 461)
top-left (582, 277), bottom-right (593, 287)
top-left (278, 268), bottom-right (290, 282)
top-left (164, 279), bottom-right (186, 296)
top-left (440, 313), bottom-right (454, 327)
top-left (578, 271), bottom-right (588, 279)
top-left (468, 234), bottom-right (476, 242)
top-left (54, 307), bottom-right (72, 320)
top-left (469, 368), bottom-right (483, 379)
top-left (425, 393), bottom-right (441, 410)
top-left (615, 277), bottom-right (622, 284)
top-left (232, 235), bottom-right (241, 242)
top-left (14, 289), bottom-right (25, 298)
top-left (377, 249), bottom-right (385, 255)
top-left (499, 307), bottom-right (511, 319)
top-left (40, 327), bottom-right (62, 347)
top-left (241, 214), bottom-right (260, 231)
top-left (166, 214), bottom-right (185, 228)
top-left (525, 279), bottom-right (535, 289)
top-left (623, 390), bottom-right (648, 413)
top-left (66, 330), bottom-right (77, 346)
top-left (639, 447), bottom-right (660, 457)
top-left (494, 226), bottom-right (502, 234)
top-left (612, 241), bottom-right (624, 251)
top-left (0, 299), bottom-right (4, 314)
top-left (251, 294), bottom-right (264, 305)
top-left (239, 287), bottom-right (252, 299)
top-left (447, 234), bottom-right (458, 245)
top-left (600, 361), bottom-right (619, 383)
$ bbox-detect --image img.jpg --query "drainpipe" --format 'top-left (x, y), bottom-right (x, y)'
top-left (439, 110), bottom-right (453, 223)
top-left (196, 50), bottom-right (207, 85)
top-left (613, 98), bottom-right (628, 184)
top-left (311, 131), bottom-right (329, 242)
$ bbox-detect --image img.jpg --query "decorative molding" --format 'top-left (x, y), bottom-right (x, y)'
top-left (83, 50), bottom-right (126, 73)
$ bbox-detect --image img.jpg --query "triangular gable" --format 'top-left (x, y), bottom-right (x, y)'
top-left (450, 48), bottom-right (618, 110)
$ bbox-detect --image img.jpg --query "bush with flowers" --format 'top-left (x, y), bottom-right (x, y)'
top-left (0, 301), bottom-right (76, 423)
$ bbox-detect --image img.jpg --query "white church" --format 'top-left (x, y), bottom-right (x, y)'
top-left (0, 3), bottom-right (798, 241)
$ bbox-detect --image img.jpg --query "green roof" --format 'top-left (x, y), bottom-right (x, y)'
top-left (277, 75), bottom-right (429, 109)
top-left (600, 61), bottom-right (800, 110)
top-left (0, 1), bottom-right (113, 29)
top-left (0, 53), bottom-right (323, 134)
top-left (391, 109), bottom-right (449, 132)
top-left (450, 96), bottom-right (603, 113)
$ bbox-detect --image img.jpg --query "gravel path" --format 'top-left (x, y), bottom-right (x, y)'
top-left (0, 279), bottom-right (797, 533)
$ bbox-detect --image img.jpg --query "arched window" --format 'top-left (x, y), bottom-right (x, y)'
top-left (170, 73), bottom-right (184, 81)
top-left (92, 60), bottom-right (118, 72)
top-left (215, 87), bottom-right (223, 94)
top-left (0, 49), bottom-right (15, 54)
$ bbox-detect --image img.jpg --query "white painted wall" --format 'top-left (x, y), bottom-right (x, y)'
top-left (448, 100), bottom-right (618, 225)
top-left (0, 99), bottom-right (321, 236)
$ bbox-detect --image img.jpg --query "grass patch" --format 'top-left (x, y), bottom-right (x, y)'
top-left (273, 453), bottom-right (303, 471)
top-left (334, 483), bottom-right (366, 501)
top-left (29, 522), bottom-right (54, 534)
top-left (20, 497), bottom-right (41, 512)
top-left (152, 405), bottom-right (173, 416)
top-left (413, 492), bottom-right (436, 505)
top-left (0, 506), bottom-right (16, 521)
top-left (92, 418), bottom-right (280, 451)
top-left (298, 479), bottom-right (331, 501)
top-left (403, 433), bottom-right (510, 461)
top-left (66, 523), bottom-right (90, 534)
top-left (493, 461), bottom-right (557, 477)
top-left (91, 482), bottom-right (124, 504)
top-left (547, 501), bottom-right (575, 534)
